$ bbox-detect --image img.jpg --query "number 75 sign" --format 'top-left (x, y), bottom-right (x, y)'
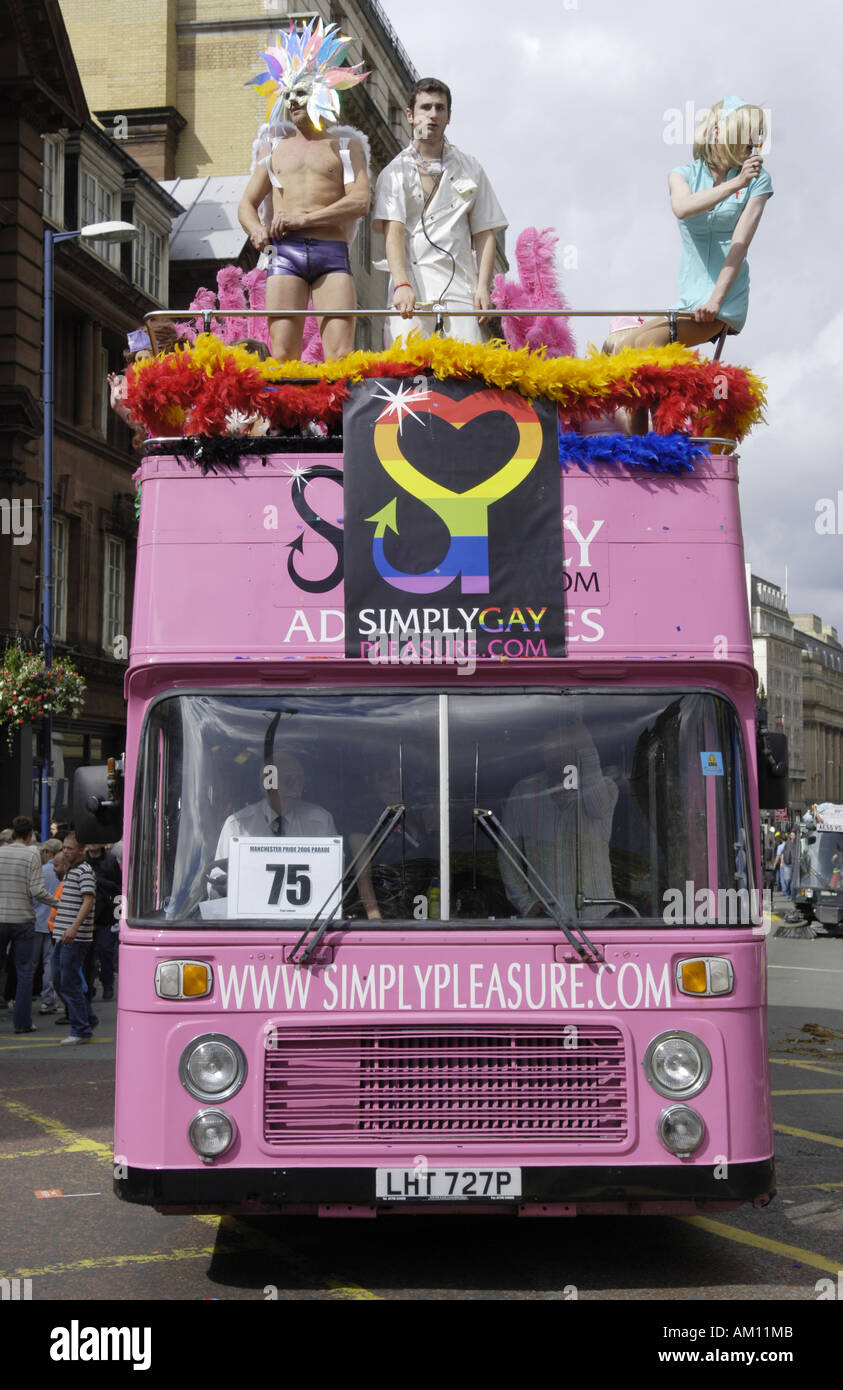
top-left (226, 838), bottom-right (344, 920)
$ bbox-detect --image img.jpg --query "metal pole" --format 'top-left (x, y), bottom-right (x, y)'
top-left (41, 228), bottom-right (80, 839)
top-left (41, 228), bottom-right (54, 842)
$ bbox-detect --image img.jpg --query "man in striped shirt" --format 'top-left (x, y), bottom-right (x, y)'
top-left (53, 833), bottom-right (98, 1044)
top-left (0, 816), bottom-right (60, 1033)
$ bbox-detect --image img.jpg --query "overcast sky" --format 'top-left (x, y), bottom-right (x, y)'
top-left (380, 0), bottom-right (841, 627)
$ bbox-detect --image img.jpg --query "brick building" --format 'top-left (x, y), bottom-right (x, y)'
top-left (58, 0), bottom-right (425, 342)
top-left (0, 0), bottom-right (181, 826)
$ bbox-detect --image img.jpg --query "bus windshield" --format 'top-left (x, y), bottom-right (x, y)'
top-left (130, 689), bottom-right (754, 927)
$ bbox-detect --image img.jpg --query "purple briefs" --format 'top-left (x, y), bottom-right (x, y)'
top-left (266, 237), bottom-right (352, 283)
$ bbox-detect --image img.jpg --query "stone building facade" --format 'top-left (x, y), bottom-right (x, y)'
top-left (748, 574), bottom-right (805, 812)
top-left (792, 615), bottom-right (843, 806)
top-left (0, 0), bottom-right (180, 826)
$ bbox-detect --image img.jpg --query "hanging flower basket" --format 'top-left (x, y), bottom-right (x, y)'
top-left (0, 643), bottom-right (86, 751)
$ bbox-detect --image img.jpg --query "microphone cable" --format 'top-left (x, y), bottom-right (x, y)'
top-left (412, 135), bottom-right (457, 332)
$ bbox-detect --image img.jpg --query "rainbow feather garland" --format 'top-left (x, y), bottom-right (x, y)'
top-left (126, 333), bottom-right (767, 443)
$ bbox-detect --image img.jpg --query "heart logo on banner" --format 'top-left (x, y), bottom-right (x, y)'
top-left (368, 389), bottom-right (543, 594)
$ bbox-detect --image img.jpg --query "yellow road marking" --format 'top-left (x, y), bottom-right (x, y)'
top-left (325, 1285), bottom-right (382, 1300)
top-left (0, 1095), bottom-right (381, 1301)
top-left (0, 1079), bottom-right (106, 1093)
top-left (4, 1247), bottom-right (223, 1279)
top-left (0, 1096), bottom-right (113, 1161)
top-left (681, 1216), bottom-right (842, 1275)
top-left (774, 1123), bottom-right (843, 1148)
top-left (0, 1144), bottom-right (83, 1162)
top-left (0, 1037), bottom-right (114, 1052)
top-left (769, 1058), bottom-right (843, 1077)
top-left (772, 1088), bottom-right (843, 1096)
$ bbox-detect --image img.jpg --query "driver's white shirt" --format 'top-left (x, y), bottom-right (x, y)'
top-left (215, 798), bottom-right (337, 861)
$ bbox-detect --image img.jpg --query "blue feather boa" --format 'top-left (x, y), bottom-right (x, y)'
top-left (558, 431), bottom-right (709, 474)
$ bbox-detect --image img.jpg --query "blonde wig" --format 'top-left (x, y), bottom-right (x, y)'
top-left (693, 100), bottom-right (767, 171)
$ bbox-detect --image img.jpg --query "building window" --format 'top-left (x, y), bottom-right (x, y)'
top-left (43, 136), bottom-right (65, 224)
top-left (52, 516), bottom-right (68, 644)
top-left (133, 222), bottom-right (164, 300)
top-left (80, 169), bottom-right (118, 263)
top-left (103, 536), bottom-right (125, 652)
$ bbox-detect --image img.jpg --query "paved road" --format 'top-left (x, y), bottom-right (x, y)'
top-left (1, 923), bottom-right (841, 1314)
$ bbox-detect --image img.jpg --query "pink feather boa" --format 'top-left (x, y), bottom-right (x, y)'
top-left (186, 267), bottom-right (325, 359)
top-left (216, 265), bottom-right (250, 343)
top-left (492, 227), bottom-right (576, 357)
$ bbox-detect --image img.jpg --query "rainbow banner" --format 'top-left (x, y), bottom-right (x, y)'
top-left (343, 378), bottom-right (564, 661)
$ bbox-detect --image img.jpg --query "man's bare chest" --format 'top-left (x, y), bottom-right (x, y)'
top-left (272, 140), bottom-right (344, 185)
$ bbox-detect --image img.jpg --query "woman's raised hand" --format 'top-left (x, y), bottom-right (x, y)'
top-left (734, 155), bottom-right (763, 188)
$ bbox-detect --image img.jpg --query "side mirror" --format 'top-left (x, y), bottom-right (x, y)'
top-left (757, 731), bottom-right (788, 810)
top-left (73, 761), bottom-right (123, 845)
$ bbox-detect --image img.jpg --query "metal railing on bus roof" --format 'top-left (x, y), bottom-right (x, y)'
top-left (144, 308), bottom-right (730, 362)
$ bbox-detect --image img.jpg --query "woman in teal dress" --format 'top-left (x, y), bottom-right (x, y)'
top-left (605, 97), bottom-right (773, 353)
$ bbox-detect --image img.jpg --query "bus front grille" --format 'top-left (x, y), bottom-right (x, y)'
top-left (263, 1026), bottom-right (628, 1147)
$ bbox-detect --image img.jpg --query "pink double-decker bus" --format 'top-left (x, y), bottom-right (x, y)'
top-left (78, 356), bottom-right (777, 1217)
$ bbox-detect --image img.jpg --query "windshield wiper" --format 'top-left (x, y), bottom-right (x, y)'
top-left (288, 803), bottom-right (405, 967)
top-left (473, 806), bottom-right (603, 963)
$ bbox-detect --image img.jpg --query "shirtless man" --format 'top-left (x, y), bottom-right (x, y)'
top-left (238, 20), bottom-right (370, 361)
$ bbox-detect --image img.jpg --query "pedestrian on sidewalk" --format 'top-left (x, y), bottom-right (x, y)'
top-left (53, 834), bottom-right (98, 1045)
top-left (0, 816), bottom-right (61, 1034)
top-left (83, 843), bottom-right (121, 1001)
top-left (33, 838), bottom-right (63, 1013)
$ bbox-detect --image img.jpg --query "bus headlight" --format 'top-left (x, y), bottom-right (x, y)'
top-left (658, 1105), bottom-right (705, 1157)
top-left (179, 1035), bottom-right (247, 1102)
top-left (188, 1109), bottom-right (235, 1162)
top-left (643, 1031), bottom-right (711, 1098)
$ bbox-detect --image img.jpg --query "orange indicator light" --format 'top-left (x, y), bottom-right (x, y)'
top-left (680, 960), bottom-right (708, 993)
top-left (182, 963), bottom-right (211, 996)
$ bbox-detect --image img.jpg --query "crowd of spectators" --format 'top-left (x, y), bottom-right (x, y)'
top-left (0, 816), bottom-right (122, 1044)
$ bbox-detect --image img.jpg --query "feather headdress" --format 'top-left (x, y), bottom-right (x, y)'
top-left (246, 17), bottom-right (369, 131)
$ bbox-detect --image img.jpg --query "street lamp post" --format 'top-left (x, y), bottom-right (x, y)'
top-left (41, 221), bottom-right (138, 840)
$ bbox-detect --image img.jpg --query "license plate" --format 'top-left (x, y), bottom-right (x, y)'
top-left (375, 1167), bottom-right (521, 1201)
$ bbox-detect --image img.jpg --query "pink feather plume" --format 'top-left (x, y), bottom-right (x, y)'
top-left (216, 266), bottom-right (250, 343)
top-left (188, 285), bottom-right (221, 339)
top-left (242, 267), bottom-right (271, 347)
top-left (492, 227), bottom-right (576, 357)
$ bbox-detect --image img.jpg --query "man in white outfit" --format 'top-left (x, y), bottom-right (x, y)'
top-left (372, 79), bottom-right (507, 345)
